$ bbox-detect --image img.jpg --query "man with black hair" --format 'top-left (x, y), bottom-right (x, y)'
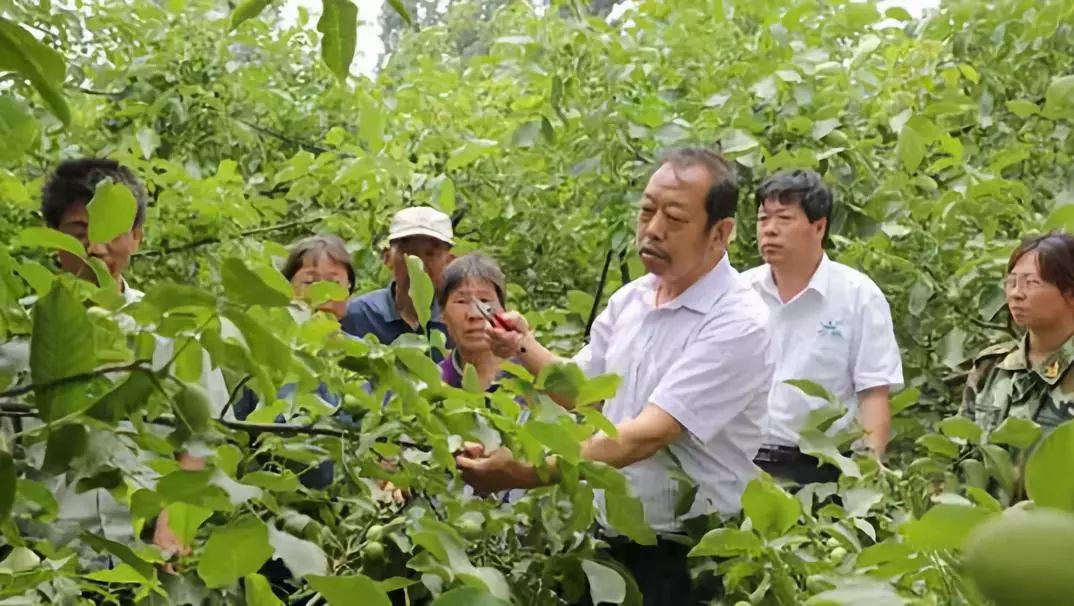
top-left (457, 148), bottom-right (774, 605)
top-left (2, 158), bottom-right (229, 568)
top-left (743, 169), bottom-right (902, 485)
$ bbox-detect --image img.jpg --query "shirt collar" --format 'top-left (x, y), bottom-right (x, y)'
top-left (758, 254), bottom-right (832, 301)
top-left (1003, 333), bottom-right (1074, 385)
top-left (381, 282), bottom-right (443, 323)
top-left (642, 253), bottom-right (734, 314)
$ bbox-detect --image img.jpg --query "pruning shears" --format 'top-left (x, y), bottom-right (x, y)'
top-left (471, 296), bottom-right (511, 330)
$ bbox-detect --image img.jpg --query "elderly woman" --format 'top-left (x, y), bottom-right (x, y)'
top-left (436, 252), bottom-right (515, 391)
top-left (962, 231), bottom-right (1074, 434)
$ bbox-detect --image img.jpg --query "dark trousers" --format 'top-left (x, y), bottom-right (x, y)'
top-left (577, 535), bottom-right (719, 606)
top-left (755, 446), bottom-right (840, 486)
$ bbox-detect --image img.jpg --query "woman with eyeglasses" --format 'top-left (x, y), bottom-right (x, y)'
top-left (961, 231), bottom-right (1074, 434)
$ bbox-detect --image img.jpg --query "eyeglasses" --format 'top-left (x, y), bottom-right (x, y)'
top-left (1002, 275), bottom-right (1048, 292)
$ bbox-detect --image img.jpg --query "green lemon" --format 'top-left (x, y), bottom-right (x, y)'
top-left (174, 382), bottom-right (212, 433)
top-left (963, 509), bottom-right (1074, 606)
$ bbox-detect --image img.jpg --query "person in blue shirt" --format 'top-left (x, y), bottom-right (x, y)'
top-left (233, 234), bottom-right (357, 490)
top-left (341, 206), bottom-right (456, 357)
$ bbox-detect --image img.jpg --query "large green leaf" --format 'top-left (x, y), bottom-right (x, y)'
top-left (741, 476), bottom-right (800, 539)
top-left (898, 504), bottom-right (994, 550)
top-left (230, 0), bottom-right (274, 30)
top-left (42, 423), bottom-right (88, 475)
top-left (0, 96), bottom-right (39, 162)
top-left (14, 227), bottom-right (86, 259)
top-left (1043, 74), bottom-right (1074, 119)
top-left (308, 574), bottom-right (391, 606)
top-left (405, 254), bottom-right (434, 330)
top-left (1024, 420), bottom-right (1074, 512)
top-left (80, 532), bottom-right (155, 580)
top-left (688, 528), bottom-right (763, 558)
top-left (197, 516), bottom-right (274, 588)
top-left (245, 574), bottom-right (284, 606)
top-left (581, 560), bottom-right (626, 605)
top-left (221, 258), bottom-right (291, 307)
top-left (431, 587), bottom-right (510, 606)
top-left (0, 17), bottom-right (69, 125)
top-left (989, 417), bottom-right (1041, 450)
top-left (317, 0), bottom-right (358, 81)
top-left (267, 525), bottom-right (328, 579)
top-left (896, 121), bottom-right (926, 172)
top-left (30, 283), bottom-right (96, 421)
top-left (164, 503), bottom-right (213, 546)
top-left (87, 181), bottom-right (138, 244)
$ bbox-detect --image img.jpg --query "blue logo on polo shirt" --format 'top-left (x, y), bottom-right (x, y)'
top-left (818, 320), bottom-right (844, 338)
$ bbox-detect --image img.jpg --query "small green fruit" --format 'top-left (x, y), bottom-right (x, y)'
top-left (457, 518), bottom-right (482, 540)
top-left (825, 537), bottom-right (840, 549)
top-left (828, 547), bottom-right (847, 563)
top-left (366, 524), bottom-right (384, 541)
top-left (362, 540), bottom-right (385, 561)
top-left (174, 382), bottom-right (212, 433)
top-left (963, 509), bottom-right (1074, 606)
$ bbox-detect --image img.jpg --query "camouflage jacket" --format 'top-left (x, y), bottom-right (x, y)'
top-left (960, 335), bottom-right (1074, 434)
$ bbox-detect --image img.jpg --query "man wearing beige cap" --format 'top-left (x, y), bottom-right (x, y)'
top-left (342, 206), bottom-right (455, 353)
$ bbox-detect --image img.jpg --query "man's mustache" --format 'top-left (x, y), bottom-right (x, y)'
top-left (638, 242), bottom-right (670, 260)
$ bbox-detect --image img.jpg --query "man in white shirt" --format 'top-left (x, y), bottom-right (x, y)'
top-left (742, 169), bottom-right (903, 485)
top-left (455, 148), bottom-right (774, 605)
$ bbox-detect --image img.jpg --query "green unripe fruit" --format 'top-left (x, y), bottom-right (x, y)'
top-left (963, 509), bottom-right (1074, 606)
top-left (174, 382), bottom-right (212, 433)
top-left (366, 524), bottom-right (384, 541)
top-left (362, 540), bottom-right (385, 561)
top-left (457, 519), bottom-right (482, 540)
top-left (825, 537), bottom-right (840, 549)
top-left (828, 547), bottom-right (847, 563)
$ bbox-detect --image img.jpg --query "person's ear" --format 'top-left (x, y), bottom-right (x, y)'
top-left (382, 246), bottom-right (392, 267)
top-left (712, 218), bottom-right (735, 248)
top-left (814, 217), bottom-right (828, 240)
top-left (130, 225), bottom-right (144, 252)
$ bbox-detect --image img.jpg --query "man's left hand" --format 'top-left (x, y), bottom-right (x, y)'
top-left (455, 445), bottom-right (539, 496)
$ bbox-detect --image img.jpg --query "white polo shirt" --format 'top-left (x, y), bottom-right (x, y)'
top-left (574, 254), bottom-right (774, 532)
top-left (742, 255), bottom-right (903, 447)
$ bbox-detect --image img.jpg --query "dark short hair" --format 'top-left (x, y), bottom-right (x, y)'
top-left (659, 147), bottom-right (739, 230)
top-left (41, 158), bottom-right (148, 229)
top-left (282, 234), bottom-right (356, 291)
top-left (756, 169), bottom-right (833, 236)
top-left (437, 252), bottom-right (506, 308)
top-left (1008, 231), bottom-right (1074, 295)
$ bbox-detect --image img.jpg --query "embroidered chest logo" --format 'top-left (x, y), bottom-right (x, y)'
top-left (818, 320), bottom-right (844, 339)
top-left (1043, 361), bottom-right (1061, 380)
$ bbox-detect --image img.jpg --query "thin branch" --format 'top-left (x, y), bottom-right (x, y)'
top-left (235, 118), bottom-right (353, 157)
top-left (0, 360), bottom-right (151, 399)
top-left (218, 375), bottom-right (252, 421)
top-left (133, 217), bottom-right (327, 258)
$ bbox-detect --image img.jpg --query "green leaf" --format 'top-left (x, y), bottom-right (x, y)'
top-left (898, 504), bottom-right (994, 550)
top-left (916, 433), bottom-right (960, 459)
top-left (605, 493), bottom-right (657, 546)
top-left (87, 181), bottom-right (138, 244)
top-left (741, 476), bottom-right (800, 538)
top-left (720, 128), bottom-right (759, 154)
top-left (938, 416), bottom-right (983, 444)
top-left (980, 444), bottom-right (1017, 497)
top-left (0, 18), bottom-right (70, 125)
top-left (317, 0), bottom-right (358, 82)
top-left (784, 379), bottom-right (837, 404)
top-left (445, 139), bottom-right (498, 171)
top-left (14, 227), bottom-right (86, 259)
top-left (386, 0), bottom-right (414, 26)
top-left (308, 574), bottom-right (391, 606)
top-left (800, 429), bottom-right (860, 478)
top-left (1005, 99), bottom-right (1039, 118)
top-left (80, 531), bottom-right (155, 580)
top-left (0, 96), bottom-right (39, 162)
top-left (581, 559), bottom-right (626, 605)
top-left (164, 503), bottom-right (212, 546)
top-left (431, 587), bottom-right (510, 606)
top-left (1025, 420), bottom-right (1074, 512)
top-left (896, 122), bottom-right (926, 172)
top-left (86, 370), bottom-right (156, 422)
top-left (197, 516), bottom-right (274, 588)
top-left (245, 574), bottom-right (284, 606)
top-left (576, 374), bottom-right (621, 407)
top-left (405, 254), bottom-right (434, 330)
top-left (0, 546), bottom-right (41, 573)
top-left (805, 578), bottom-right (906, 605)
top-left (221, 258), bottom-right (292, 307)
top-left (688, 528), bottom-right (763, 557)
top-left (230, 0), bottom-right (274, 30)
top-left (524, 420), bottom-right (581, 462)
top-left (989, 417), bottom-right (1041, 450)
top-left (0, 449), bottom-right (13, 524)
top-left (1043, 74), bottom-right (1074, 118)
top-left (267, 525), bottom-right (328, 579)
top-left (30, 283), bottom-right (96, 421)
top-left (890, 387), bottom-right (920, 414)
top-left (17, 479), bottom-right (58, 516)
top-left (42, 423), bottom-right (88, 475)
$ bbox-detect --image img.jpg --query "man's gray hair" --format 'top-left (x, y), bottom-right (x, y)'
top-left (438, 252), bottom-right (506, 308)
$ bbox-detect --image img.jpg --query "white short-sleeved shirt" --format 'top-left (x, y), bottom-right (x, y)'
top-left (742, 256), bottom-right (903, 447)
top-left (574, 254), bottom-right (774, 532)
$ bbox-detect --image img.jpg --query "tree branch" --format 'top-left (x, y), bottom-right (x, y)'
top-left (133, 217), bottom-right (328, 258)
top-left (0, 360), bottom-right (152, 399)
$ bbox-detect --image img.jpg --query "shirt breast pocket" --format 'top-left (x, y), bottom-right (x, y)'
top-left (804, 334), bottom-right (851, 393)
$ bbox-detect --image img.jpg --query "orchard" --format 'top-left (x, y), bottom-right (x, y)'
top-left (1, 0), bottom-right (1073, 604)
